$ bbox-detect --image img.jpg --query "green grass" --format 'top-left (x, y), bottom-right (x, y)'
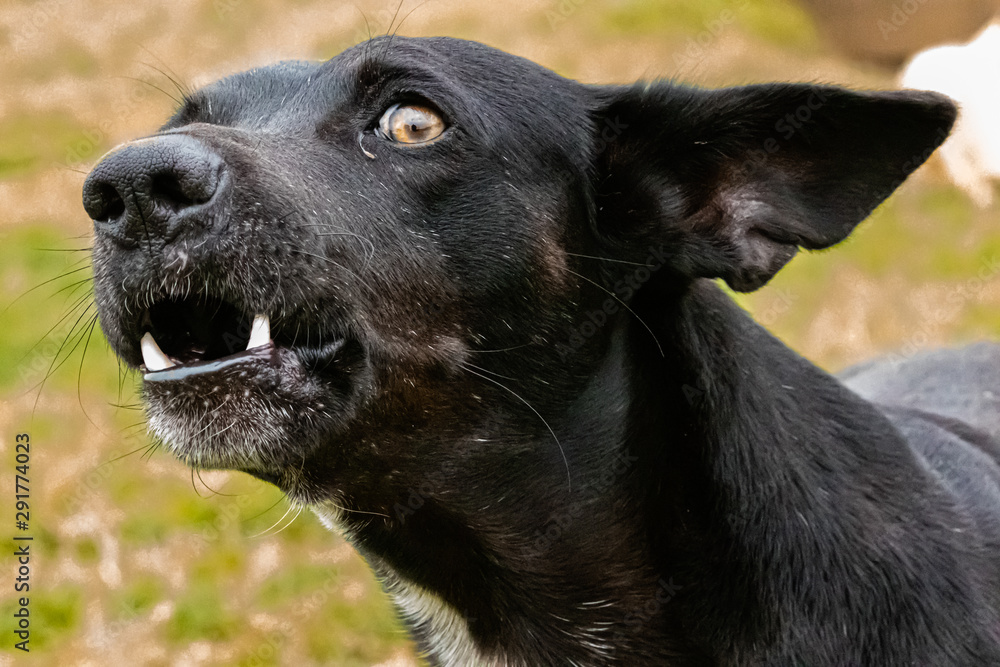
top-left (166, 583), bottom-right (239, 643)
top-left (0, 586), bottom-right (83, 653)
top-left (0, 225), bottom-right (104, 394)
top-left (19, 40), bottom-right (100, 83)
top-left (302, 592), bottom-right (410, 665)
top-left (257, 563), bottom-right (341, 608)
top-left (116, 576), bottom-right (165, 618)
top-left (0, 111), bottom-right (108, 179)
top-left (597, 0), bottom-right (818, 50)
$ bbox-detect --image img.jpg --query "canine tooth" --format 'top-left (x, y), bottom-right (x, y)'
top-left (247, 314), bottom-right (270, 349)
top-left (141, 332), bottom-right (175, 371)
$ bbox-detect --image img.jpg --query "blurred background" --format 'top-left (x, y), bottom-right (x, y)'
top-left (2, 0), bottom-right (1000, 664)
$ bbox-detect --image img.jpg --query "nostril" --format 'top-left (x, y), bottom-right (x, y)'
top-left (82, 134), bottom-right (226, 242)
top-left (95, 183), bottom-right (125, 221)
top-left (82, 180), bottom-right (126, 222)
top-left (151, 172), bottom-right (202, 212)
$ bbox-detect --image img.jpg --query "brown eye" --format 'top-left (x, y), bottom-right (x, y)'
top-left (378, 103), bottom-right (446, 144)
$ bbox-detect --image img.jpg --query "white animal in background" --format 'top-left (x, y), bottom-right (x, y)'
top-left (901, 23), bottom-right (1000, 207)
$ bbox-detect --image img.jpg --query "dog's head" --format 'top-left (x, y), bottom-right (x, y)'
top-left (84, 36), bottom-right (954, 506)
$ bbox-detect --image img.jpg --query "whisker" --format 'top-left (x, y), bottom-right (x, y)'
top-left (250, 500), bottom-right (299, 538)
top-left (114, 75), bottom-right (183, 106)
top-left (30, 303), bottom-right (97, 412)
top-left (460, 363), bottom-right (572, 492)
top-left (469, 342), bottom-right (534, 354)
top-left (137, 62), bottom-right (190, 101)
top-left (2, 265), bottom-right (92, 315)
top-left (313, 230), bottom-right (377, 266)
top-left (207, 419), bottom-right (239, 439)
top-left (190, 467), bottom-right (207, 498)
top-left (279, 241), bottom-right (378, 295)
top-left (462, 361), bottom-right (518, 381)
top-left (52, 277), bottom-right (95, 298)
top-left (20, 291), bottom-right (94, 362)
top-left (196, 468), bottom-right (238, 497)
top-left (140, 441), bottom-right (161, 462)
top-left (390, 0), bottom-right (434, 43)
top-left (74, 314), bottom-right (104, 426)
top-left (564, 267), bottom-right (664, 357)
top-left (566, 252), bottom-right (649, 267)
top-left (325, 497), bottom-right (391, 520)
top-left (105, 441), bottom-right (157, 464)
top-left (379, 0), bottom-right (407, 59)
top-left (242, 494), bottom-right (288, 526)
top-left (108, 402), bottom-right (144, 410)
top-left (268, 504), bottom-right (304, 537)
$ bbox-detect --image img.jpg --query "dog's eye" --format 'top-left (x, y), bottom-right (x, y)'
top-left (378, 104), bottom-right (445, 144)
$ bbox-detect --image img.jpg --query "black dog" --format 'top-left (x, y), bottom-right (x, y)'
top-left (83, 37), bottom-right (1000, 665)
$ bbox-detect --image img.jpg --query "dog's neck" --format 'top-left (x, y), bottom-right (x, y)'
top-left (630, 280), bottom-right (916, 651)
top-left (328, 279), bottom-right (913, 665)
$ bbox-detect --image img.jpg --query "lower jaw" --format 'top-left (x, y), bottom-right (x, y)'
top-left (141, 342), bottom-right (362, 474)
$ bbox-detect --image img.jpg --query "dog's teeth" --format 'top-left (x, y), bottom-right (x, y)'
top-left (141, 332), bottom-right (175, 371)
top-left (247, 314), bottom-right (271, 350)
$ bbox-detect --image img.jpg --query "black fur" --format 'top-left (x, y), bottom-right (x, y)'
top-left (83, 36), bottom-right (1000, 665)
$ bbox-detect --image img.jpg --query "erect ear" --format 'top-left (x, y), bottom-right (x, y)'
top-left (591, 82), bottom-right (957, 291)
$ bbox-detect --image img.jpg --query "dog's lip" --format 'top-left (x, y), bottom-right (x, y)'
top-left (139, 312), bottom-right (350, 382)
top-left (142, 340), bottom-right (283, 381)
top-left (140, 313), bottom-right (275, 380)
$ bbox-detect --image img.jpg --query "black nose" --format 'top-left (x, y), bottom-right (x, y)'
top-left (82, 134), bottom-right (225, 243)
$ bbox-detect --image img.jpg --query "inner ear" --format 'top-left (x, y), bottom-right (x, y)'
top-left (688, 177), bottom-right (812, 291)
top-left (592, 82), bottom-right (957, 292)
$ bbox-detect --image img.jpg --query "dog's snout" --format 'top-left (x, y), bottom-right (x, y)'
top-left (83, 134), bottom-right (225, 242)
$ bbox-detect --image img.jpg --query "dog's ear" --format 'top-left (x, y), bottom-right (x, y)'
top-left (591, 83), bottom-right (956, 291)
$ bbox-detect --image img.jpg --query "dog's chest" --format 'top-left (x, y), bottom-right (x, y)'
top-left (383, 571), bottom-right (504, 666)
top-left (312, 502), bottom-right (503, 666)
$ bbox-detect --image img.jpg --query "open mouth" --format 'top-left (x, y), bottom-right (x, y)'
top-left (139, 296), bottom-right (274, 380)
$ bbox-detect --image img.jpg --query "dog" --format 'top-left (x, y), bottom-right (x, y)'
top-left (82, 36), bottom-right (1000, 665)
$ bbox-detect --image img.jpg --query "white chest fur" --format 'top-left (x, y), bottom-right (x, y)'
top-left (312, 502), bottom-right (506, 666)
